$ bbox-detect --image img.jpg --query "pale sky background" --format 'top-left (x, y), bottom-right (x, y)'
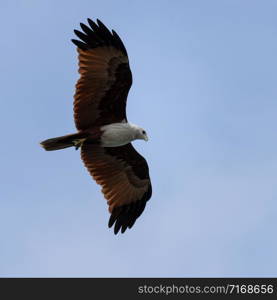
top-left (1, 0), bottom-right (277, 277)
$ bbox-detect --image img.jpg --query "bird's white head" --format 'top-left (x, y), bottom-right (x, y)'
top-left (139, 128), bottom-right (149, 142)
top-left (130, 123), bottom-right (149, 142)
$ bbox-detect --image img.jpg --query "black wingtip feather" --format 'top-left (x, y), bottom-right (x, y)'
top-left (71, 39), bottom-right (88, 50)
top-left (108, 184), bottom-right (152, 235)
top-left (97, 19), bottom-right (111, 35)
top-left (74, 30), bottom-right (87, 42)
top-left (108, 213), bottom-right (117, 228)
top-left (112, 29), bottom-right (127, 56)
top-left (87, 18), bottom-right (99, 32)
top-left (80, 22), bottom-right (93, 36)
top-left (121, 225), bottom-right (128, 234)
top-left (72, 18), bottom-right (128, 56)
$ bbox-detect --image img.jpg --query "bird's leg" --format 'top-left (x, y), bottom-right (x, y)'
top-left (73, 138), bottom-right (86, 150)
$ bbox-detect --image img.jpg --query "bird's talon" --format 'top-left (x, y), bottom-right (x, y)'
top-left (73, 138), bottom-right (86, 150)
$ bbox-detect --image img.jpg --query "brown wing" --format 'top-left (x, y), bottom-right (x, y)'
top-left (81, 142), bottom-right (152, 234)
top-left (72, 19), bottom-right (133, 130)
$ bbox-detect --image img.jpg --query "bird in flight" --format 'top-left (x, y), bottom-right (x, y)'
top-left (40, 18), bottom-right (152, 234)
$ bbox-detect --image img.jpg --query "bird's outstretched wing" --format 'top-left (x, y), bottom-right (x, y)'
top-left (81, 143), bottom-right (152, 234)
top-left (72, 19), bottom-right (133, 130)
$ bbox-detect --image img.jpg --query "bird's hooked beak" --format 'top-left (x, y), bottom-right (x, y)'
top-left (144, 134), bottom-right (149, 142)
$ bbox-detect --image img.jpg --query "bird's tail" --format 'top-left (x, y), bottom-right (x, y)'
top-left (40, 132), bottom-right (89, 151)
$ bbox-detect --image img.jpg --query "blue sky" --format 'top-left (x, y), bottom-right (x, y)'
top-left (1, 0), bottom-right (277, 277)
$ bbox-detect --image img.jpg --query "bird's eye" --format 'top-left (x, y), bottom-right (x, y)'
top-left (142, 130), bottom-right (146, 135)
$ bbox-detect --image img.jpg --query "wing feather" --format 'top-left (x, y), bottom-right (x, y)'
top-left (81, 143), bottom-right (152, 234)
top-left (72, 19), bottom-right (132, 130)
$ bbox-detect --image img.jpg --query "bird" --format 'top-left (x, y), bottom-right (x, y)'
top-left (40, 18), bottom-right (152, 234)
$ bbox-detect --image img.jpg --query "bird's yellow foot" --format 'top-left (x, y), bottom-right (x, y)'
top-left (73, 138), bottom-right (86, 150)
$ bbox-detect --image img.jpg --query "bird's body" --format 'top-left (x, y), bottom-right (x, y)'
top-left (40, 18), bottom-right (152, 234)
top-left (101, 122), bottom-right (148, 147)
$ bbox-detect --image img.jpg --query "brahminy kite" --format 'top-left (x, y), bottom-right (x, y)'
top-left (40, 18), bottom-right (152, 234)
